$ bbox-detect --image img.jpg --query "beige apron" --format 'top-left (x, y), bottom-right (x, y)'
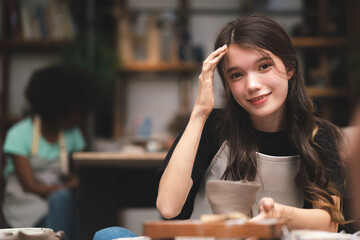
top-left (3, 116), bottom-right (68, 227)
top-left (190, 141), bottom-right (303, 219)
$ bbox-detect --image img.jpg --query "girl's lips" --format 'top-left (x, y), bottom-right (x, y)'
top-left (248, 93), bottom-right (271, 105)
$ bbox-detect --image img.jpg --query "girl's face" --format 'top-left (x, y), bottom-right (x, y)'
top-left (224, 44), bottom-right (293, 131)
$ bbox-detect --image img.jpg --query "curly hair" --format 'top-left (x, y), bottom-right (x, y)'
top-left (25, 64), bottom-right (95, 127)
top-left (214, 14), bottom-right (346, 224)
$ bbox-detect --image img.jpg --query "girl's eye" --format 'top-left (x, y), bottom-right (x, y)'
top-left (259, 63), bottom-right (271, 71)
top-left (230, 72), bottom-right (243, 79)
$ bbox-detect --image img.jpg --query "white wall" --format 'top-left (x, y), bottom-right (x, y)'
top-left (125, 73), bottom-right (182, 136)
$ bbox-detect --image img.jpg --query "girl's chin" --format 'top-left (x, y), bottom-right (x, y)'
top-left (248, 109), bottom-right (280, 119)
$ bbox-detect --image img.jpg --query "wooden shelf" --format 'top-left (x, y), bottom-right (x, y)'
top-left (307, 86), bottom-right (348, 97)
top-left (291, 37), bottom-right (347, 48)
top-left (1, 39), bottom-right (72, 49)
top-left (120, 61), bottom-right (201, 72)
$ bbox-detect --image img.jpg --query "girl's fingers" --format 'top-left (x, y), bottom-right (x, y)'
top-left (258, 197), bottom-right (275, 212)
top-left (201, 46), bottom-right (228, 81)
top-left (209, 50), bottom-right (227, 66)
top-left (205, 44), bottom-right (228, 62)
top-left (203, 45), bottom-right (228, 70)
top-left (248, 197), bottom-right (276, 223)
top-left (249, 212), bottom-right (266, 222)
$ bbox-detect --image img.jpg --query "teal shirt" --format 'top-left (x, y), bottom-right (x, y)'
top-left (3, 117), bottom-right (85, 177)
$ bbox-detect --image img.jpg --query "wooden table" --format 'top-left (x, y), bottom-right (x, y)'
top-left (73, 151), bottom-right (166, 240)
top-left (73, 151), bottom-right (166, 167)
top-left (143, 220), bottom-right (285, 239)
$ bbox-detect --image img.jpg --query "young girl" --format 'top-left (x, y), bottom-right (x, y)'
top-left (2, 65), bottom-right (94, 239)
top-left (156, 15), bottom-right (346, 232)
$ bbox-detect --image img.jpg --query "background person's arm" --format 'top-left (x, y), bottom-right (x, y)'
top-left (12, 154), bottom-right (75, 197)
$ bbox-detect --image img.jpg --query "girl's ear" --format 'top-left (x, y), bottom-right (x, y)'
top-left (287, 67), bottom-right (295, 80)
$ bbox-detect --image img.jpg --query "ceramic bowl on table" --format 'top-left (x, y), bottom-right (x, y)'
top-left (206, 180), bottom-right (260, 216)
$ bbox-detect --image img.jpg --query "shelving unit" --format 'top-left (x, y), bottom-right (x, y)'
top-left (111, 0), bottom-right (359, 138)
top-left (112, 0), bottom-right (201, 138)
top-left (0, 0), bottom-right (77, 128)
top-left (0, 39), bottom-right (72, 48)
top-left (291, 37), bottom-right (348, 48)
top-left (291, 35), bottom-right (349, 100)
top-left (289, 0), bottom-right (357, 126)
top-left (1, 0), bottom-right (358, 140)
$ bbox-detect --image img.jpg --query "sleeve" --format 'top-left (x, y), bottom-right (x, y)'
top-left (155, 109), bottom-right (223, 219)
top-left (3, 121), bottom-right (31, 158)
top-left (65, 126), bottom-right (86, 153)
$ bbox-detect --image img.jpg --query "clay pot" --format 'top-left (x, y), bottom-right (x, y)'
top-left (206, 180), bottom-right (260, 216)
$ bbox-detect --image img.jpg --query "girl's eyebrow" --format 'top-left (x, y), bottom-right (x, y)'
top-left (226, 67), bottom-right (238, 74)
top-left (226, 56), bottom-right (272, 74)
top-left (256, 56), bottom-right (272, 63)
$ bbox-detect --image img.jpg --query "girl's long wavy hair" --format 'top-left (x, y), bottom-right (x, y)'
top-left (215, 14), bottom-right (345, 224)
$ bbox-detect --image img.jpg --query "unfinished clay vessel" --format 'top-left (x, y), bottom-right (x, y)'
top-left (206, 180), bottom-right (260, 216)
top-left (0, 228), bottom-right (66, 240)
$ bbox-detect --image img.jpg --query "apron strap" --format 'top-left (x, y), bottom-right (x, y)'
top-left (31, 115), bottom-right (69, 175)
top-left (59, 132), bottom-right (69, 175)
top-left (31, 116), bottom-right (41, 156)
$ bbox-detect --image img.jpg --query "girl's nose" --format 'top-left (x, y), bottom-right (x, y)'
top-left (246, 73), bottom-right (262, 92)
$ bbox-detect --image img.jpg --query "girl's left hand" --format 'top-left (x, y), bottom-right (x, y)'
top-left (249, 197), bottom-right (287, 222)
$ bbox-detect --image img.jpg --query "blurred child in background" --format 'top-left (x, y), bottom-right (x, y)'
top-left (2, 65), bottom-right (94, 240)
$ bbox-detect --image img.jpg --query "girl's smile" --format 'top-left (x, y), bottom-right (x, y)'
top-left (248, 92), bottom-right (272, 105)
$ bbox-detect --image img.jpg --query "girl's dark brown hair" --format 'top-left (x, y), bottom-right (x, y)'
top-left (215, 14), bottom-right (345, 224)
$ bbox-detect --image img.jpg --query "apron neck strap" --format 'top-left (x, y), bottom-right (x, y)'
top-left (31, 115), bottom-right (69, 175)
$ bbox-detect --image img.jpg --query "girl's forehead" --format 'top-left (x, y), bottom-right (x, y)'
top-left (227, 44), bottom-right (273, 58)
top-left (224, 44), bottom-right (284, 65)
top-left (224, 45), bottom-right (270, 66)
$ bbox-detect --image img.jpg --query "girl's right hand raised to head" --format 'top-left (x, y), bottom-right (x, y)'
top-left (193, 44), bottom-right (228, 120)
